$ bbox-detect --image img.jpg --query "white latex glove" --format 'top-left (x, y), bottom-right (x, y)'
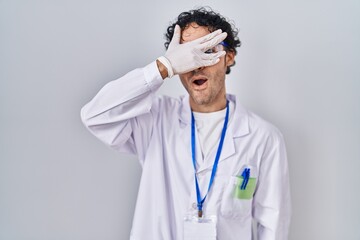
top-left (158, 25), bottom-right (227, 78)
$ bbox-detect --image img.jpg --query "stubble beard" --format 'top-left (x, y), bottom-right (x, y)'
top-left (190, 83), bottom-right (225, 108)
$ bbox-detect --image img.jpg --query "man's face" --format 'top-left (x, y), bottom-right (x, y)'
top-left (179, 22), bottom-right (235, 113)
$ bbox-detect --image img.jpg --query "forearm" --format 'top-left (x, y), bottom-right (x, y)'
top-left (81, 61), bottom-right (162, 124)
top-left (80, 61), bottom-right (163, 150)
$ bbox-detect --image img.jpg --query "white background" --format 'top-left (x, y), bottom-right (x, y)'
top-left (1, 0), bottom-right (359, 239)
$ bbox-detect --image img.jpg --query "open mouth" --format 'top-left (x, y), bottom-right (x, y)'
top-left (193, 79), bottom-right (207, 86)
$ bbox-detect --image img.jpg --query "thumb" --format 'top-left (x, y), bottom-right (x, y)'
top-left (169, 25), bottom-right (181, 47)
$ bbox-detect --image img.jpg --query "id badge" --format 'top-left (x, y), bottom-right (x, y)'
top-left (183, 215), bottom-right (217, 240)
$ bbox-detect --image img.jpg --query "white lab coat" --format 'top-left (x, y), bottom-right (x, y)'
top-left (81, 61), bottom-right (291, 240)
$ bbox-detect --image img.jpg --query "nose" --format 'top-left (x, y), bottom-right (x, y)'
top-left (192, 66), bottom-right (205, 73)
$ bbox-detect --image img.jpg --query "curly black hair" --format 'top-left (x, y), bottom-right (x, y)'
top-left (164, 7), bottom-right (241, 74)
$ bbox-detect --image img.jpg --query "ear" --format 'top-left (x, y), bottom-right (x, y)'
top-left (225, 50), bottom-right (235, 67)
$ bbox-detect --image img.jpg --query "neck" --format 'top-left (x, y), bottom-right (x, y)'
top-left (190, 96), bottom-right (227, 113)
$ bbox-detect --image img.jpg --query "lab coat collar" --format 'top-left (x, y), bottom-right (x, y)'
top-left (178, 94), bottom-right (250, 172)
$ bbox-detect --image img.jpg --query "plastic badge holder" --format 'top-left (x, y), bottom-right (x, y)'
top-left (183, 215), bottom-right (217, 240)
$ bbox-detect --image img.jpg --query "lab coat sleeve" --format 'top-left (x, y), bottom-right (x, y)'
top-left (80, 61), bottom-right (164, 160)
top-left (253, 129), bottom-right (291, 240)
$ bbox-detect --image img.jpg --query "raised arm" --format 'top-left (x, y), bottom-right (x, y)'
top-left (80, 27), bottom-right (227, 160)
top-left (80, 61), bottom-right (163, 159)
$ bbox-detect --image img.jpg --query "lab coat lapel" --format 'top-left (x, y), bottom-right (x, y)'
top-left (179, 95), bottom-right (205, 167)
top-left (178, 96), bottom-right (196, 163)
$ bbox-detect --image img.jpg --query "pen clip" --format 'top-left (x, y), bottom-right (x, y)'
top-left (240, 168), bottom-right (250, 190)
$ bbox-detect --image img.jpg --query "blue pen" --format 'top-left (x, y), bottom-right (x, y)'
top-left (240, 168), bottom-right (250, 190)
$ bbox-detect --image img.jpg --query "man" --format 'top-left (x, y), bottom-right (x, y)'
top-left (81, 8), bottom-right (291, 240)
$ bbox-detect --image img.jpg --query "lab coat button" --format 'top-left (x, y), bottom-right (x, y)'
top-left (192, 202), bottom-right (197, 209)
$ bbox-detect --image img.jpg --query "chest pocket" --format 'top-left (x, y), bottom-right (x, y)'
top-left (220, 165), bottom-right (257, 219)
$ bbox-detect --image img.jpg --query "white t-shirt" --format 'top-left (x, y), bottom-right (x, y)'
top-left (193, 101), bottom-right (234, 163)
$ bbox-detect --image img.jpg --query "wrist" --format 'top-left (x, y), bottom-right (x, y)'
top-left (157, 56), bottom-right (174, 79)
top-left (156, 59), bottom-right (168, 80)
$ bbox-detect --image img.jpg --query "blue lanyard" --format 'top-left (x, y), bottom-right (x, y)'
top-left (191, 101), bottom-right (229, 218)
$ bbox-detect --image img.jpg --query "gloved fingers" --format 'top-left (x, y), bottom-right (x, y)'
top-left (194, 29), bottom-right (223, 43)
top-left (202, 57), bottom-right (221, 67)
top-left (187, 51), bottom-right (225, 71)
top-left (199, 32), bottom-right (227, 52)
top-left (168, 25), bottom-right (181, 48)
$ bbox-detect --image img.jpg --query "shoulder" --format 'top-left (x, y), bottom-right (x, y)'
top-left (151, 95), bottom-right (183, 111)
top-left (237, 106), bottom-right (287, 159)
top-left (230, 94), bottom-right (284, 142)
top-left (150, 95), bottom-right (187, 120)
top-left (247, 111), bottom-right (283, 139)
